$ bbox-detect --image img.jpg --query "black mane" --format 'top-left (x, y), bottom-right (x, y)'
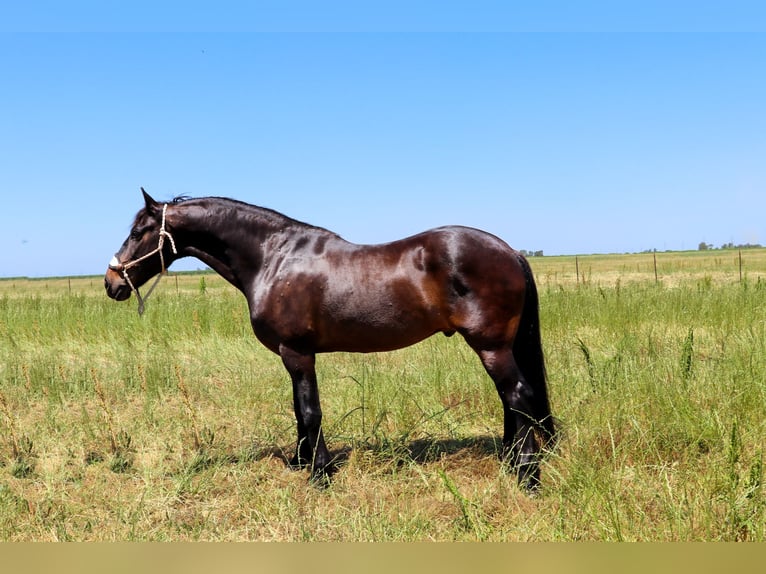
top-left (187, 196), bottom-right (339, 237)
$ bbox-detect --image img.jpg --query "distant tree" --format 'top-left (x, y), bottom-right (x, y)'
top-left (698, 242), bottom-right (710, 251)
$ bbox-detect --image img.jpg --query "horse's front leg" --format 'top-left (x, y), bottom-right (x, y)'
top-left (279, 345), bottom-right (332, 480)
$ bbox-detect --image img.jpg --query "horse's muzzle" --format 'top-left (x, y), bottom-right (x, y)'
top-left (104, 268), bottom-right (132, 301)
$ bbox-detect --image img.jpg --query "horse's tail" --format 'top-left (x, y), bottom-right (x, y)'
top-left (513, 253), bottom-right (557, 449)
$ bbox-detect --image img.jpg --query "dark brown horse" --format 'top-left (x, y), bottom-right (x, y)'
top-left (105, 189), bottom-right (555, 490)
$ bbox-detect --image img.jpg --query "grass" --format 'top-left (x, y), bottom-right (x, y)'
top-left (0, 249), bottom-right (764, 540)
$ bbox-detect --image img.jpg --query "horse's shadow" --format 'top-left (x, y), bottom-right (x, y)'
top-left (248, 434), bottom-right (505, 476)
top-left (370, 434), bottom-right (504, 465)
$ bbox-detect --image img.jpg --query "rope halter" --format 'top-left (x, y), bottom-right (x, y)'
top-left (109, 203), bottom-right (177, 315)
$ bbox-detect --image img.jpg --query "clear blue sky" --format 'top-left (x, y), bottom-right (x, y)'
top-left (2, 4), bottom-right (766, 277)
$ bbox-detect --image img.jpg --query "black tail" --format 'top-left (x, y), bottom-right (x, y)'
top-left (513, 253), bottom-right (556, 448)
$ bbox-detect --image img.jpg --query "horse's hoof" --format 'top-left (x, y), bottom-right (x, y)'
top-left (516, 464), bottom-right (541, 496)
top-left (288, 454), bottom-right (311, 470)
top-left (309, 467), bottom-right (333, 489)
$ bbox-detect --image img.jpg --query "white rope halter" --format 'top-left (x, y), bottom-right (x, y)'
top-left (109, 203), bottom-right (177, 315)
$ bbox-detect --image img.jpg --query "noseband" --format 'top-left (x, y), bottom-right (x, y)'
top-left (109, 203), bottom-right (177, 315)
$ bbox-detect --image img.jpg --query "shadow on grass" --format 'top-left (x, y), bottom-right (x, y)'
top-left (407, 435), bottom-right (504, 462)
top-left (174, 435), bottom-right (506, 480)
top-left (170, 443), bottom-right (294, 477)
top-left (322, 434), bottom-right (505, 473)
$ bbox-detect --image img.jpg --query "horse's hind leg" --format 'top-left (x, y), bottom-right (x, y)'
top-left (476, 345), bottom-right (542, 491)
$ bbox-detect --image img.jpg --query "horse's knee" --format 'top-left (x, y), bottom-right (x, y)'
top-left (508, 379), bottom-right (535, 412)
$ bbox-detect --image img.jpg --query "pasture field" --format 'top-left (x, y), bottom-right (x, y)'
top-left (0, 249), bottom-right (765, 541)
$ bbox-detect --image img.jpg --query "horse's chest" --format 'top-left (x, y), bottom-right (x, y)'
top-left (247, 279), bottom-right (322, 343)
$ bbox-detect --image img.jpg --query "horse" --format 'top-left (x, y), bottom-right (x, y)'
top-left (105, 189), bottom-right (556, 491)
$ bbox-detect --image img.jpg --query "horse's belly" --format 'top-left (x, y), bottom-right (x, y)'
top-left (317, 303), bottom-right (446, 353)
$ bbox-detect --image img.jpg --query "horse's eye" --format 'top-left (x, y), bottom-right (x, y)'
top-left (130, 228), bottom-right (142, 240)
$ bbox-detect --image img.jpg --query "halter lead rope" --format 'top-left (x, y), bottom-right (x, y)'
top-left (110, 203), bottom-right (177, 315)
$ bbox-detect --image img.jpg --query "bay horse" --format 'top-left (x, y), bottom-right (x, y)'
top-left (105, 189), bottom-right (555, 490)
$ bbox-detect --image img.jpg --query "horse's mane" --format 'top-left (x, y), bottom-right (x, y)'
top-left (173, 195), bottom-right (340, 237)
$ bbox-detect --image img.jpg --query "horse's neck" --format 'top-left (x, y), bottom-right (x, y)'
top-left (176, 201), bottom-right (285, 292)
top-left (176, 205), bottom-right (268, 290)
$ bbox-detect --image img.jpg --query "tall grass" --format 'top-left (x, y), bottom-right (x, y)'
top-left (0, 252), bottom-right (764, 540)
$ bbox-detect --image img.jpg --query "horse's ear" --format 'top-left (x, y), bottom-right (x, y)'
top-left (141, 187), bottom-right (159, 213)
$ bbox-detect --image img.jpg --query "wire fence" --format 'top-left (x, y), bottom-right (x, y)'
top-left (528, 248), bottom-right (766, 289)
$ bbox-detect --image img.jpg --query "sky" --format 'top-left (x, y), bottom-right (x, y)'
top-left (1, 3), bottom-right (766, 277)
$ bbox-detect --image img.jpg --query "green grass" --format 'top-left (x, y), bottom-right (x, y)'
top-left (0, 250), bottom-right (764, 540)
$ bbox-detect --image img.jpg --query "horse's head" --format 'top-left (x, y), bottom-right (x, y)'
top-left (104, 188), bottom-right (179, 308)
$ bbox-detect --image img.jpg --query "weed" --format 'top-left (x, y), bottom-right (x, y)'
top-left (576, 337), bottom-right (597, 390)
top-left (109, 430), bottom-right (135, 474)
top-left (0, 393), bottom-right (36, 478)
top-left (92, 370), bottom-right (134, 473)
top-left (10, 435), bottom-right (35, 479)
top-left (176, 365), bottom-right (204, 451)
top-left (439, 470), bottom-right (492, 540)
top-left (724, 421), bottom-right (765, 540)
top-left (680, 327), bottom-right (694, 382)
